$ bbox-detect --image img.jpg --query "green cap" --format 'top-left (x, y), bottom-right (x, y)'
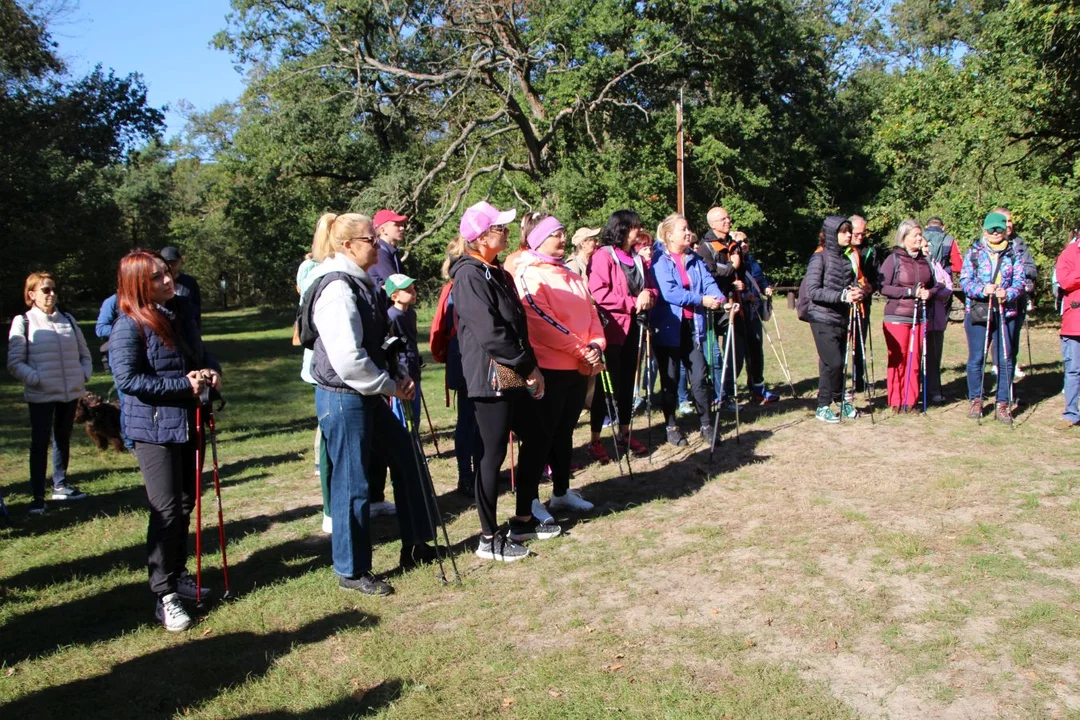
top-left (384, 273), bottom-right (416, 297)
top-left (983, 212), bottom-right (1008, 233)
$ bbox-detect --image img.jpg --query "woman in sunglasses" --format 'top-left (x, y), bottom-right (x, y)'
top-left (7, 272), bottom-right (93, 514)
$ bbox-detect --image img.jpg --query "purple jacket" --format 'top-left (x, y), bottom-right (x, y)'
top-left (878, 248), bottom-right (936, 322)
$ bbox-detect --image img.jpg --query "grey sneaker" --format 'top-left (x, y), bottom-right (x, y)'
top-left (51, 485), bottom-right (87, 501)
top-left (339, 573), bottom-right (393, 596)
top-left (508, 516), bottom-right (562, 542)
top-left (176, 571), bottom-right (213, 603)
top-left (156, 592), bottom-right (193, 632)
top-left (475, 534), bottom-right (529, 562)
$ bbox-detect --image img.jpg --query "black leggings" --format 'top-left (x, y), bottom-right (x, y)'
top-left (656, 319), bottom-right (710, 427)
top-left (134, 439), bottom-right (197, 597)
top-left (518, 369), bottom-right (587, 497)
top-left (591, 321), bottom-right (641, 432)
top-left (473, 392), bottom-right (532, 536)
top-left (811, 322), bottom-right (846, 407)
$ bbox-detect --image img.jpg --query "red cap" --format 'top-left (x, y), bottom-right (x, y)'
top-left (372, 209), bottom-right (407, 229)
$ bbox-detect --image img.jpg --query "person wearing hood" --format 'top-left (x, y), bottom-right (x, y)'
top-left (650, 213), bottom-right (726, 445)
top-left (960, 211), bottom-right (1026, 424)
top-left (877, 220), bottom-right (935, 412)
top-left (448, 201), bottom-right (550, 563)
top-left (7, 272), bottom-right (93, 515)
top-left (587, 210), bottom-right (656, 463)
top-left (804, 215), bottom-right (870, 423)
top-left (304, 212), bottom-right (436, 595)
top-left (512, 213), bottom-right (606, 516)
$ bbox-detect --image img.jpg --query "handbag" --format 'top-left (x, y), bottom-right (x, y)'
top-left (488, 359), bottom-right (528, 392)
top-left (968, 299), bottom-right (990, 326)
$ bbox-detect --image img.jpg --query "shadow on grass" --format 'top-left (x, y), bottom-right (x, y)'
top-left (0, 509), bottom-right (332, 665)
top-left (234, 680), bottom-right (409, 718)
top-left (1, 610), bottom-right (375, 719)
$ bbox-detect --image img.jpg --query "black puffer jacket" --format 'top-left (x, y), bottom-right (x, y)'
top-left (448, 254), bottom-right (537, 399)
top-left (804, 215), bottom-right (857, 328)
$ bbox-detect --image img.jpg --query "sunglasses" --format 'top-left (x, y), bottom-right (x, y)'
top-left (350, 235), bottom-right (376, 245)
top-left (37, 287), bottom-right (56, 294)
top-left (487, 224), bottom-right (508, 234)
top-left (987, 227), bottom-right (1006, 235)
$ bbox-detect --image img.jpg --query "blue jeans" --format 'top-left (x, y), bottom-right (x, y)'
top-left (1063, 336), bottom-right (1080, 423)
top-left (316, 389), bottom-right (434, 579)
top-left (964, 315), bottom-right (1016, 403)
top-left (28, 400), bottom-right (77, 501)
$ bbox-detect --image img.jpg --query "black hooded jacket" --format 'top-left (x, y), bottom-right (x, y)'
top-left (804, 215), bottom-right (857, 328)
top-left (448, 254), bottom-right (537, 399)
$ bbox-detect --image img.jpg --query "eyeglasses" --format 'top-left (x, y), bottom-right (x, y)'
top-left (37, 287), bottom-right (56, 294)
top-left (350, 235), bottom-right (376, 245)
top-left (487, 224), bottom-right (508, 234)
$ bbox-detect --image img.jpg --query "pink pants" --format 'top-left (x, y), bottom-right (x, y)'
top-left (883, 321), bottom-right (924, 408)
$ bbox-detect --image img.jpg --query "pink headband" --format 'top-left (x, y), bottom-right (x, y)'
top-left (526, 216), bottom-right (565, 250)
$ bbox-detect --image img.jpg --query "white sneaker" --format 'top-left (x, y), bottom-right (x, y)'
top-left (992, 365), bottom-right (998, 375)
top-left (1014, 366), bottom-right (1026, 380)
top-left (321, 514), bottom-right (332, 534)
top-left (156, 592), bottom-right (193, 632)
top-left (531, 498), bottom-right (555, 526)
top-left (370, 501), bottom-right (396, 517)
top-left (548, 488), bottom-right (594, 512)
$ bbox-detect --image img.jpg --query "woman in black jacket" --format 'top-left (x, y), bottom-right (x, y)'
top-left (448, 201), bottom-right (555, 563)
top-left (109, 250), bottom-right (221, 632)
top-left (804, 216), bottom-right (869, 423)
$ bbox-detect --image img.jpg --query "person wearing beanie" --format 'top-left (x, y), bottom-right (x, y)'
top-left (960, 211), bottom-right (1026, 423)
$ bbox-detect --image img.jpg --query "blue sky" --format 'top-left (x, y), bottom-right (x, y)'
top-left (49, 0), bottom-right (245, 138)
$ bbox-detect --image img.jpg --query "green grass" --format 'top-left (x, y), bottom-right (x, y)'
top-left (2, 304), bottom-right (1080, 718)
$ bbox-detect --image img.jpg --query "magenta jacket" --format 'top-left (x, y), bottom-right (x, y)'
top-left (587, 246), bottom-right (658, 347)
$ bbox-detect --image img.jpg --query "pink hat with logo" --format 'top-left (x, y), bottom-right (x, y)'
top-left (460, 201), bottom-right (516, 242)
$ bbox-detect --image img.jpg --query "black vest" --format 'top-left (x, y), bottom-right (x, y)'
top-left (309, 271), bottom-right (390, 393)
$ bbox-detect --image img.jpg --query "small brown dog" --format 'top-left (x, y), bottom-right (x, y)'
top-left (74, 392), bottom-right (126, 452)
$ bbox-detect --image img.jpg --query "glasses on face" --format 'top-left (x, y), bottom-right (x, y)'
top-left (37, 287), bottom-right (56, 294)
top-left (350, 235), bottom-right (376, 245)
top-left (487, 224), bottom-right (508, 235)
top-left (987, 228), bottom-right (1006, 236)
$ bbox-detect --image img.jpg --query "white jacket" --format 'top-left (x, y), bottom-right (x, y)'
top-left (7, 307), bottom-right (92, 403)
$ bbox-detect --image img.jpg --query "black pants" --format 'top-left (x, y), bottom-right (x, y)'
top-left (810, 322), bottom-right (846, 408)
top-left (591, 320), bottom-right (640, 432)
top-left (517, 369), bottom-right (587, 497)
top-left (926, 329), bottom-right (945, 398)
top-left (28, 400), bottom-right (77, 501)
top-left (134, 439), bottom-right (197, 597)
top-left (744, 313), bottom-right (765, 388)
top-left (473, 392), bottom-right (532, 536)
top-left (851, 313), bottom-right (869, 394)
top-left (656, 319), bottom-right (710, 427)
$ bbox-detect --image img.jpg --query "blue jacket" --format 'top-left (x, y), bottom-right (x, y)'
top-left (96, 294), bottom-right (119, 339)
top-left (649, 244), bottom-right (724, 348)
top-left (109, 296), bottom-right (220, 444)
top-left (368, 239), bottom-right (403, 292)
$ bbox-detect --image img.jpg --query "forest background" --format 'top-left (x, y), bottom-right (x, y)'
top-left (2, 0), bottom-right (1078, 315)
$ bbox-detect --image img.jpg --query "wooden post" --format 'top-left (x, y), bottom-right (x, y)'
top-left (675, 89), bottom-right (685, 215)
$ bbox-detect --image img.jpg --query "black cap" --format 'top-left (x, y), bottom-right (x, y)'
top-left (160, 246), bottom-right (182, 263)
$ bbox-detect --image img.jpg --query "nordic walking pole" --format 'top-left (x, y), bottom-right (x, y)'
top-left (729, 314), bottom-right (741, 443)
top-left (1000, 300), bottom-right (1016, 424)
top-left (978, 294), bottom-right (996, 426)
top-left (709, 307), bottom-right (735, 459)
top-left (854, 304), bottom-right (875, 424)
top-left (420, 393), bottom-right (441, 456)
top-left (206, 402), bottom-right (233, 599)
top-left (508, 432), bottom-right (516, 491)
top-left (627, 322), bottom-right (646, 449)
top-left (902, 291), bottom-right (920, 412)
top-left (1024, 309), bottom-right (1034, 376)
top-left (403, 402), bottom-right (460, 584)
top-left (599, 359), bottom-right (628, 478)
top-left (194, 398), bottom-right (205, 603)
top-left (762, 321), bottom-right (796, 400)
top-left (920, 298), bottom-right (928, 414)
top-left (840, 304), bottom-right (854, 422)
top-left (645, 328), bottom-right (654, 454)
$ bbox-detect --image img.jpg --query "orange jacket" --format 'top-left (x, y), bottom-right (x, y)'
top-left (513, 252), bottom-right (606, 371)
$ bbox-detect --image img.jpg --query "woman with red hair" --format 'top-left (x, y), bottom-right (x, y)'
top-left (109, 250), bottom-right (222, 632)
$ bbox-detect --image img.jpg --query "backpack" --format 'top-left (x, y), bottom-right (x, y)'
top-left (796, 249), bottom-right (826, 322)
top-left (428, 281), bottom-right (456, 364)
top-left (297, 272), bottom-right (364, 350)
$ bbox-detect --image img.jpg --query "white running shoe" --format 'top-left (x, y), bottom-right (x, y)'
top-left (369, 501), bottom-right (396, 517)
top-left (531, 498), bottom-right (555, 526)
top-left (156, 592), bottom-right (193, 632)
top-left (321, 514), bottom-right (332, 534)
top-left (1014, 366), bottom-right (1026, 380)
top-left (548, 488), bottom-right (594, 512)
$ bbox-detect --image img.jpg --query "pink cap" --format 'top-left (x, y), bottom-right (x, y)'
top-left (526, 216), bottom-right (564, 250)
top-left (460, 201), bottom-right (516, 241)
top-left (372, 209), bottom-right (407, 229)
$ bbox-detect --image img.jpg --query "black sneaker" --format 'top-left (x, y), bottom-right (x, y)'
top-left (475, 534), bottom-right (529, 562)
top-left (176, 571), bottom-right (213, 603)
top-left (400, 543), bottom-right (440, 571)
top-left (338, 573), bottom-right (393, 596)
top-left (507, 516), bottom-right (562, 542)
top-left (51, 485), bottom-right (87, 501)
top-left (29, 499), bottom-right (46, 516)
top-left (666, 426), bottom-right (687, 447)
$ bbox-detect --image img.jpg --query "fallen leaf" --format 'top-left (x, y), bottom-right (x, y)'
top-left (584, 625), bottom-right (594, 633)
top-left (548, 690), bottom-right (562, 699)
top-left (744, 638), bottom-right (757, 648)
top-left (711, 608), bottom-right (720, 615)
top-left (615, 653), bottom-right (625, 659)
top-left (610, 664), bottom-right (624, 672)
top-left (502, 697), bottom-right (515, 708)
top-left (202, 628), bottom-right (213, 636)
top-left (828, 639), bottom-right (839, 651)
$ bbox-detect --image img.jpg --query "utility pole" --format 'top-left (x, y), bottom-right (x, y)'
top-left (675, 88), bottom-right (685, 214)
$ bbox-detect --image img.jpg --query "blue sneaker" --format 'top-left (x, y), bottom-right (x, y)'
top-left (753, 385), bottom-right (780, 404)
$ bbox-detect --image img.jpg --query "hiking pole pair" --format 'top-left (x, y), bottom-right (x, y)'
top-left (840, 304), bottom-right (856, 423)
top-left (194, 391), bottom-right (234, 604)
top-left (709, 305), bottom-right (741, 459)
top-left (852, 303), bottom-right (875, 424)
top-left (921, 298), bottom-right (929, 414)
top-left (600, 357), bottom-right (632, 479)
top-left (629, 321), bottom-right (647, 454)
top-left (999, 301), bottom-right (1016, 428)
top-left (402, 401), bottom-right (461, 585)
top-left (770, 311), bottom-right (798, 398)
top-left (900, 292), bottom-right (923, 413)
top-left (977, 294), bottom-right (997, 426)
top-left (761, 314), bottom-right (796, 400)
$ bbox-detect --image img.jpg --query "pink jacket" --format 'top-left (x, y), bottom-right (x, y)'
top-left (513, 252), bottom-right (606, 371)
top-left (587, 247), bottom-right (657, 346)
top-left (1057, 240), bottom-right (1080, 337)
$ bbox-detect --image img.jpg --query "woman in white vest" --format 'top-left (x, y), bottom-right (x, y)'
top-left (7, 272), bottom-right (93, 514)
